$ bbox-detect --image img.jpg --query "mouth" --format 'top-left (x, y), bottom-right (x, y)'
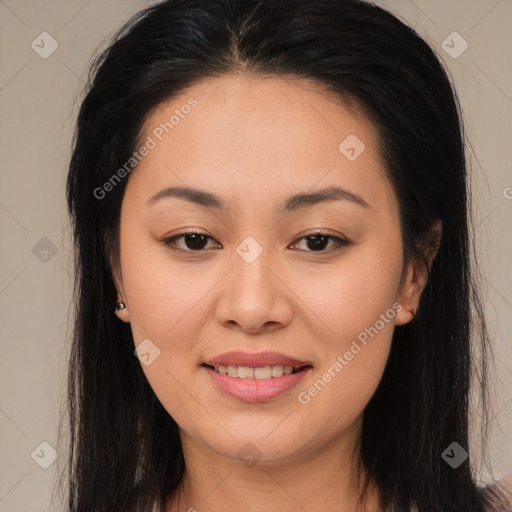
top-left (202, 363), bottom-right (313, 379)
top-left (202, 361), bottom-right (313, 403)
top-left (201, 351), bottom-right (314, 402)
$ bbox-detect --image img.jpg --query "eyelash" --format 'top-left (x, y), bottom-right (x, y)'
top-left (160, 230), bottom-right (351, 255)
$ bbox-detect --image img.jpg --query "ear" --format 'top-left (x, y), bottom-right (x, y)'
top-left (396, 220), bottom-right (442, 326)
top-left (110, 253), bottom-right (130, 323)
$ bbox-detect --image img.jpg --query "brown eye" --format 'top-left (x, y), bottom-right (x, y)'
top-left (162, 231), bottom-right (350, 255)
top-left (162, 232), bottom-right (220, 252)
top-left (289, 232), bottom-right (351, 253)
top-left (180, 233), bottom-right (209, 250)
top-left (303, 234), bottom-right (330, 251)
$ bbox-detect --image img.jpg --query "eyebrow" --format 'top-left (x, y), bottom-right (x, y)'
top-left (146, 185), bottom-right (369, 212)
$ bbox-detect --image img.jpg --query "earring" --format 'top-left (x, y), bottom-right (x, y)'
top-left (408, 307), bottom-right (416, 317)
top-left (115, 301), bottom-right (126, 311)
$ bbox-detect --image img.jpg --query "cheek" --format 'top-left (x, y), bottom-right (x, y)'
top-left (289, 239), bottom-right (401, 422)
top-left (119, 232), bottom-right (217, 343)
top-left (118, 238), bottom-right (216, 430)
top-left (293, 237), bottom-right (402, 347)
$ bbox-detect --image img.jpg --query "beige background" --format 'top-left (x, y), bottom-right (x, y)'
top-left (0, 1), bottom-right (510, 510)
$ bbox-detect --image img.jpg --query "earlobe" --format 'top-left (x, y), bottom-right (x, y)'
top-left (396, 220), bottom-right (442, 326)
top-left (395, 303), bottom-right (416, 326)
top-left (396, 259), bottom-right (428, 325)
top-left (109, 255), bottom-right (130, 322)
top-left (396, 277), bottom-right (418, 326)
top-left (114, 300), bottom-right (130, 322)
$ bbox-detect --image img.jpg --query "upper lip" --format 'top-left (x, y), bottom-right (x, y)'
top-left (203, 351), bottom-right (312, 369)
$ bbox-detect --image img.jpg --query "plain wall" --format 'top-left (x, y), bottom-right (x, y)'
top-left (0, 1), bottom-right (510, 510)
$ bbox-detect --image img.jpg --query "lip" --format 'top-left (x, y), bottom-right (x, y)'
top-left (202, 351), bottom-right (313, 404)
top-left (203, 351), bottom-right (312, 369)
top-left (203, 365), bottom-right (312, 403)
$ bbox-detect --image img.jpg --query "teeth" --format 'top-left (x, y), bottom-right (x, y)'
top-left (238, 366), bottom-right (254, 379)
top-left (212, 364), bottom-right (297, 379)
top-left (227, 365), bottom-right (238, 378)
top-left (254, 366), bottom-right (272, 379)
top-left (271, 365), bottom-right (283, 378)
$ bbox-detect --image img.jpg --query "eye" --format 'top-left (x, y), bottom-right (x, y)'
top-left (161, 230), bottom-right (351, 254)
top-left (288, 231), bottom-right (351, 253)
top-left (161, 231), bottom-right (221, 252)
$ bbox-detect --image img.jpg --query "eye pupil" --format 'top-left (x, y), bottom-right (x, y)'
top-left (306, 235), bottom-right (329, 251)
top-left (185, 233), bottom-right (208, 250)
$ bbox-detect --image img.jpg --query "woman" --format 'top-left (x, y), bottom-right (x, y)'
top-left (60, 0), bottom-right (511, 510)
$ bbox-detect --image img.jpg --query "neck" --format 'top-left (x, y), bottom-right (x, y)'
top-left (166, 416), bottom-right (382, 512)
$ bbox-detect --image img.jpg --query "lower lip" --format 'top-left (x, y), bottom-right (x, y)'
top-left (203, 365), bottom-right (311, 403)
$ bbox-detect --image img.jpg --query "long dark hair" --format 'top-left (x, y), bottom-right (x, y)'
top-left (59, 0), bottom-right (506, 510)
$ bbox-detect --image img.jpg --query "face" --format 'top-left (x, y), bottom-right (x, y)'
top-left (112, 73), bottom-right (423, 465)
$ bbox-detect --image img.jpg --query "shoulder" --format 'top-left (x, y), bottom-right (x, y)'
top-left (481, 473), bottom-right (512, 511)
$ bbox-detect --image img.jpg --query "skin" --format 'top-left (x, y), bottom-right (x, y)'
top-left (111, 73), bottom-right (441, 512)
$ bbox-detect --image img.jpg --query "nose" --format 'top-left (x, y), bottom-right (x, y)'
top-left (214, 247), bottom-right (293, 335)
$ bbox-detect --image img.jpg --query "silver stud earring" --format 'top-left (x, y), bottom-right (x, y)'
top-left (115, 302), bottom-right (126, 311)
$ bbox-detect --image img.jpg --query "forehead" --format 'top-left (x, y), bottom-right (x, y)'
top-left (126, 73), bottom-right (393, 215)
top-left (140, 72), bottom-right (375, 155)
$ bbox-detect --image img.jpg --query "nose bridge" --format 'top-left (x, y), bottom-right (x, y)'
top-left (215, 233), bottom-right (293, 333)
top-left (232, 234), bottom-right (276, 303)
